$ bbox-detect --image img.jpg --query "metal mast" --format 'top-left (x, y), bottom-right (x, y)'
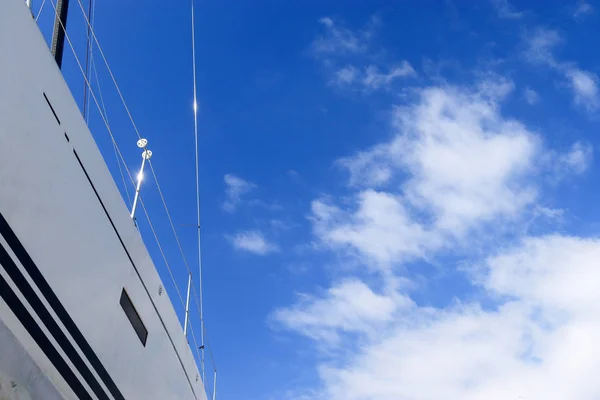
top-left (51, 0), bottom-right (70, 68)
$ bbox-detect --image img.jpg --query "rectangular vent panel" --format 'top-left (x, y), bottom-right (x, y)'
top-left (119, 289), bottom-right (147, 346)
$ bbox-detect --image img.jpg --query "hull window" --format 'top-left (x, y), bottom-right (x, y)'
top-left (119, 289), bottom-right (148, 346)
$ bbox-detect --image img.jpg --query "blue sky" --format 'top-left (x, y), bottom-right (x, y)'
top-left (34, 0), bottom-right (600, 399)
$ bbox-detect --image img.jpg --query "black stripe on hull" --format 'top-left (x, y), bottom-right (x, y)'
top-left (0, 263), bottom-right (93, 400)
top-left (0, 212), bottom-right (125, 400)
top-left (0, 239), bottom-right (110, 399)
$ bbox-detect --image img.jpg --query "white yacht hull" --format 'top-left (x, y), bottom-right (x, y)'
top-left (0, 1), bottom-right (206, 398)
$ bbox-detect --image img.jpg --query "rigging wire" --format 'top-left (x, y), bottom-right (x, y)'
top-left (186, 311), bottom-right (203, 376)
top-left (82, 0), bottom-right (93, 121)
top-left (147, 165), bottom-right (193, 281)
top-left (89, 38), bottom-right (133, 208)
top-left (73, 0), bottom-right (143, 142)
top-left (35, 0), bottom-right (47, 21)
top-left (204, 327), bottom-right (217, 372)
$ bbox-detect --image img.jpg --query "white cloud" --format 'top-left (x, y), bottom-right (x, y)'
top-left (332, 65), bottom-right (359, 85)
top-left (222, 174), bottom-right (256, 213)
top-left (524, 87), bottom-right (540, 104)
top-left (323, 80), bottom-right (587, 272)
top-left (574, 1), bottom-right (594, 20)
top-left (484, 235), bottom-right (600, 309)
top-left (564, 67), bottom-right (600, 111)
top-left (558, 141), bottom-right (593, 174)
top-left (524, 28), bottom-right (563, 66)
top-left (362, 63), bottom-right (416, 90)
top-left (524, 29), bottom-right (600, 112)
top-left (230, 230), bottom-right (277, 255)
top-left (475, 75), bottom-right (515, 100)
top-left (491, 0), bottom-right (524, 19)
top-left (337, 146), bottom-right (393, 187)
top-left (273, 78), bottom-right (593, 399)
top-left (338, 83), bottom-right (538, 239)
top-left (278, 235), bottom-right (600, 400)
top-left (332, 63), bottom-right (416, 91)
top-left (311, 79), bottom-right (585, 273)
top-left (312, 191), bottom-right (434, 268)
top-left (312, 17), bottom-right (372, 55)
top-left (315, 17), bottom-right (416, 93)
top-left (272, 279), bottom-right (406, 344)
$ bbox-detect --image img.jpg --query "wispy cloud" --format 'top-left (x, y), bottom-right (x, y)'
top-left (564, 67), bottom-right (600, 111)
top-left (524, 87), bottom-right (540, 104)
top-left (230, 230), bottom-right (277, 255)
top-left (574, 1), bottom-right (594, 20)
top-left (491, 0), bottom-right (524, 19)
top-left (331, 62), bottom-right (416, 91)
top-left (362, 63), bottom-right (416, 90)
top-left (332, 65), bottom-right (360, 86)
top-left (524, 28), bottom-right (600, 112)
top-left (248, 199), bottom-right (284, 212)
top-left (524, 28), bottom-right (563, 65)
top-left (223, 174), bottom-right (256, 213)
top-left (314, 16), bottom-right (416, 92)
top-left (311, 17), bottom-right (374, 56)
top-left (558, 141), bottom-right (593, 175)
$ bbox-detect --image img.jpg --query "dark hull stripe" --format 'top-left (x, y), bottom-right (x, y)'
top-left (0, 260), bottom-right (92, 400)
top-left (0, 239), bottom-right (110, 399)
top-left (43, 92), bottom-right (61, 125)
top-left (0, 212), bottom-right (125, 400)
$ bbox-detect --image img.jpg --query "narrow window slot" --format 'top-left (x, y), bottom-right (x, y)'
top-left (119, 289), bottom-right (147, 346)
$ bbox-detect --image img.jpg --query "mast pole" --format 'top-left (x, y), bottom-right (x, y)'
top-left (51, 0), bottom-right (70, 68)
top-left (190, 0), bottom-right (205, 385)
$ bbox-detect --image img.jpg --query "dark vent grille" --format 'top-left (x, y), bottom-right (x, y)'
top-left (119, 289), bottom-right (147, 346)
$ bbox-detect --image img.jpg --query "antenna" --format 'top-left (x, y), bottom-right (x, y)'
top-left (130, 139), bottom-right (151, 220)
top-left (190, 0), bottom-right (206, 387)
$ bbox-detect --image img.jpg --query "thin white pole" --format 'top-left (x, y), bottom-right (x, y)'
top-left (130, 156), bottom-right (146, 219)
top-left (183, 272), bottom-right (192, 336)
top-left (212, 370), bottom-right (217, 400)
top-left (130, 144), bottom-right (151, 220)
top-left (190, 0), bottom-right (205, 385)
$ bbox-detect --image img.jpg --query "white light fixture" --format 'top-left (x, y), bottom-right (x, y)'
top-left (130, 139), bottom-right (151, 220)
